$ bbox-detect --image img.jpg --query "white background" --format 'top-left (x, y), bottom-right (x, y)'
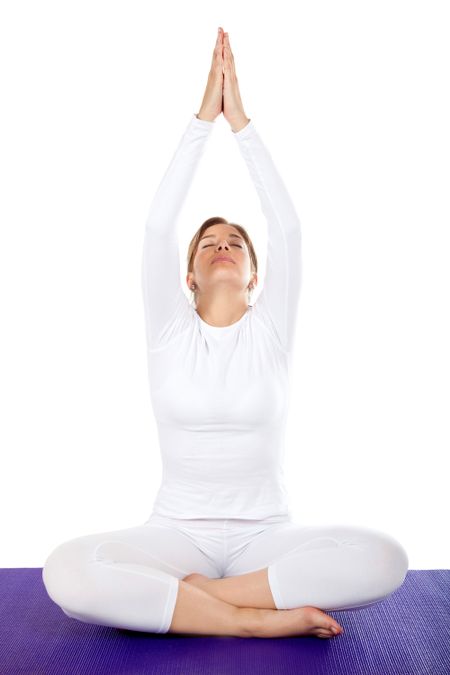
top-left (1, 0), bottom-right (448, 568)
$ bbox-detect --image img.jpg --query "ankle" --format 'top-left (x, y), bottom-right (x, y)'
top-left (238, 607), bottom-right (266, 638)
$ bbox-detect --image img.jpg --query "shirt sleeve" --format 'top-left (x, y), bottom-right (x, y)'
top-left (232, 120), bottom-right (302, 354)
top-left (141, 114), bottom-right (215, 349)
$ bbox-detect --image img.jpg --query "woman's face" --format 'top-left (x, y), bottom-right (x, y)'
top-left (188, 224), bottom-right (255, 296)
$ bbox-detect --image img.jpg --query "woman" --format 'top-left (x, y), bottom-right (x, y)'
top-left (42, 27), bottom-right (409, 639)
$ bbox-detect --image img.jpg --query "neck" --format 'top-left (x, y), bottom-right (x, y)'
top-left (195, 300), bottom-right (249, 327)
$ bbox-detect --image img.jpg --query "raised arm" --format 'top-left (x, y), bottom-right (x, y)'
top-left (141, 114), bottom-right (214, 349)
top-left (222, 31), bottom-right (302, 353)
top-left (141, 29), bottom-right (226, 350)
top-left (232, 120), bottom-right (302, 354)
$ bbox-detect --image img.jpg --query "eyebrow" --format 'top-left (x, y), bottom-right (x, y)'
top-left (200, 233), bottom-right (244, 242)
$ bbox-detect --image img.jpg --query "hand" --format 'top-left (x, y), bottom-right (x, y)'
top-left (196, 28), bottom-right (225, 123)
top-left (223, 31), bottom-right (250, 132)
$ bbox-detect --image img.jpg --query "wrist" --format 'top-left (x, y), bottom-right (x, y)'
top-left (230, 116), bottom-right (250, 133)
top-left (196, 111), bottom-right (216, 123)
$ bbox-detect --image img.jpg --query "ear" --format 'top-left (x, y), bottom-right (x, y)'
top-left (186, 274), bottom-right (195, 291)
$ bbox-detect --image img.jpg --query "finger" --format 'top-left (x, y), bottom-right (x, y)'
top-left (223, 37), bottom-right (232, 61)
top-left (213, 28), bottom-right (222, 57)
top-left (223, 38), bottom-right (229, 61)
top-left (223, 34), bottom-right (236, 72)
top-left (212, 30), bottom-right (224, 68)
top-left (223, 43), bottom-right (231, 71)
top-left (223, 42), bottom-right (235, 77)
top-left (224, 32), bottom-right (233, 56)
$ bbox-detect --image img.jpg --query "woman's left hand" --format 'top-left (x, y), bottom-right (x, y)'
top-left (223, 31), bottom-right (250, 132)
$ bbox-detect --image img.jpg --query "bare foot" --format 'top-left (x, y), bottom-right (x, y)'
top-left (183, 573), bottom-right (344, 639)
top-left (253, 605), bottom-right (344, 639)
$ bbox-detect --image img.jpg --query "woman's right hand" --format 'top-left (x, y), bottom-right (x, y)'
top-left (196, 28), bottom-right (225, 123)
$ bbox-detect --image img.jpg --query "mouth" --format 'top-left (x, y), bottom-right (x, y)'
top-left (212, 257), bottom-right (235, 264)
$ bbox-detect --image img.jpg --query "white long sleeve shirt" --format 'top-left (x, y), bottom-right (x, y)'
top-left (141, 114), bottom-right (302, 520)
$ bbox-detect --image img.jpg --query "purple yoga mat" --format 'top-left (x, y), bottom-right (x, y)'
top-left (0, 569), bottom-right (449, 674)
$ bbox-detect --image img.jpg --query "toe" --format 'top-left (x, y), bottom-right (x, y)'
top-left (331, 625), bottom-right (344, 635)
top-left (316, 629), bottom-right (333, 638)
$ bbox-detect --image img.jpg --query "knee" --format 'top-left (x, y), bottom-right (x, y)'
top-left (370, 531), bottom-right (409, 597)
top-left (42, 538), bottom-right (90, 615)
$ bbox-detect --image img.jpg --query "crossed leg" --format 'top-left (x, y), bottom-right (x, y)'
top-left (183, 568), bottom-right (278, 609)
top-left (183, 570), bottom-right (344, 638)
top-left (183, 522), bottom-right (409, 637)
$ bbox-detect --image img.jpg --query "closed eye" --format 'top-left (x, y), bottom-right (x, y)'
top-left (202, 244), bottom-right (243, 248)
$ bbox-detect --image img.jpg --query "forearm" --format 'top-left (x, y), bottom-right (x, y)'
top-left (145, 114), bottom-right (214, 236)
top-left (233, 119), bottom-right (302, 353)
top-left (233, 120), bottom-right (301, 237)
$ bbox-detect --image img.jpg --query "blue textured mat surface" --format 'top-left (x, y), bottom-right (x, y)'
top-left (0, 568), bottom-right (449, 674)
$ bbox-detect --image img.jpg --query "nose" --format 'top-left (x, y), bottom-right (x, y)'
top-left (216, 241), bottom-right (230, 250)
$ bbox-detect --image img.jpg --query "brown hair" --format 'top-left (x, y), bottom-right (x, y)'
top-left (186, 216), bottom-right (258, 306)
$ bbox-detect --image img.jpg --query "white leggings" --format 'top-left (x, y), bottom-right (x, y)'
top-left (42, 514), bottom-right (409, 634)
